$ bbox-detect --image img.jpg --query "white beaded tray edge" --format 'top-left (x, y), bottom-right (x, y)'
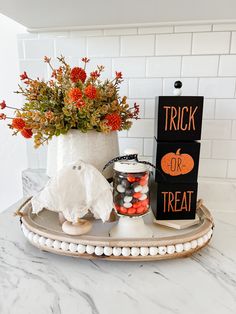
top-left (19, 199), bottom-right (214, 261)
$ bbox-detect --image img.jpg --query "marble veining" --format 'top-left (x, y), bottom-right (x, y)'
top-left (0, 202), bottom-right (235, 314)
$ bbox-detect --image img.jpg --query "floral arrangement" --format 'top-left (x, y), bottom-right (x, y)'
top-left (0, 56), bottom-right (139, 147)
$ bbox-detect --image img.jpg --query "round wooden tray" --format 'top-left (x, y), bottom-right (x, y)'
top-left (18, 199), bottom-right (214, 261)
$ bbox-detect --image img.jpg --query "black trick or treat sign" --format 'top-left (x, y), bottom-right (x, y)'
top-left (156, 96), bottom-right (203, 141)
top-left (154, 95), bottom-right (204, 220)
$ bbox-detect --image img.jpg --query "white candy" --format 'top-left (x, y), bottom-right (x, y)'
top-left (77, 244), bottom-right (86, 254)
top-left (142, 185), bottom-right (149, 193)
top-left (197, 237), bottom-right (204, 246)
top-left (104, 246), bottom-right (113, 256)
top-left (69, 243), bottom-right (77, 252)
top-left (158, 246), bottom-right (167, 255)
top-left (28, 232), bottom-right (34, 242)
top-left (122, 247), bottom-right (131, 257)
top-left (134, 185), bottom-right (142, 192)
top-left (191, 240), bottom-right (198, 249)
top-left (183, 242), bottom-right (191, 251)
top-left (167, 245), bottom-right (175, 254)
top-left (124, 196), bottom-right (132, 203)
top-left (203, 234), bottom-right (208, 243)
top-left (38, 237), bottom-right (46, 246)
top-left (53, 240), bottom-right (61, 250)
top-left (124, 202), bottom-right (132, 208)
top-left (175, 243), bottom-right (184, 253)
top-left (61, 242), bottom-right (69, 251)
top-left (139, 194), bottom-right (147, 201)
top-left (86, 245), bottom-right (95, 254)
top-left (113, 247), bottom-right (122, 256)
top-left (149, 247), bottom-right (158, 256)
top-left (33, 234), bottom-right (40, 244)
top-left (95, 246), bottom-right (104, 256)
top-left (117, 184), bottom-right (125, 193)
top-left (207, 229), bottom-right (213, 239)
top-left (140, 247), bottom-right (149, 256)
top-left (131, 247), bottom-right (140, 257)
top-left (45, 238), bottom-right (54, 248)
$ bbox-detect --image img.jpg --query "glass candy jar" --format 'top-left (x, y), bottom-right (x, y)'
top-left (113, 160), bottom-right (150, 217)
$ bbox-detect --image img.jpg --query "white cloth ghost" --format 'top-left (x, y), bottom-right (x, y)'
top-left (31, 160), bottom-right (113, 223)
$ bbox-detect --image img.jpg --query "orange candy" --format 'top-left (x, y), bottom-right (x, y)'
top-left (133, 201), bottom-right (142, 208)
top-left (127, 207), bottom-right (136, 215)
top-left (140, 179), bottom-right (147, 186)
top-left (141, 199), bottom-right (149, 206)
top-left (118, 207), bottom-right (128, 214)
top-left (136, 207), bottom-right (145, 214)
top-left (127, 176), bottom-right (136, 182)
top-left (133, 192), bottom-right (142, 199)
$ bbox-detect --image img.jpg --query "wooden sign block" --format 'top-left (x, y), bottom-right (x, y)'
top-left (154, 182), bottom-right (198, 220)
top-left (155, 96), bottom-right (204, 141)
top-left (155, 141), bottom-right (200, 183)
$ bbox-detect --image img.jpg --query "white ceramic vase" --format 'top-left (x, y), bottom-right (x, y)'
top-left (47, 129), bottom-right (119, 179)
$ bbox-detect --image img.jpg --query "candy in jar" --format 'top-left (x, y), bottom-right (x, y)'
top-left (113, 156), bottom-right (150, 217)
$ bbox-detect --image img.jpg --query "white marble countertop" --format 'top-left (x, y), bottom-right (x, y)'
top-left (0, 200), bottom-right (236, 314)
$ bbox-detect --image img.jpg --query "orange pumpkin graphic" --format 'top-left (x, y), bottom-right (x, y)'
top-left (161, 148), bottom-right (194, 176)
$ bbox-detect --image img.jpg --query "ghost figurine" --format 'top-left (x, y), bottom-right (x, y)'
top-left (31, 160), bottom-right (113, 235)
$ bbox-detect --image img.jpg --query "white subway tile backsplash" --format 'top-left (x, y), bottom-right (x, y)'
top-left (163, 78), bottom-right (198, 96)
top-left (182, 56), bottom-right (219, 77)
top-left (198, 78), bottom-right (236, 98)
top-left (212, 140), bottom-right (236, 159)
top-left (203, 99), bottom-right (215, 119)
top-left (200, 140), bottom-right (212, 158)
top-left (192, 32), bottom-right (230, 54)
top-left (19, 60), bottom-right (48, 79)
top-left (213, 23), bottom-right (236, 31)
top-left (227, 160), bottom-right (236, 178)
top-left (232, 121), bottom-right (236, 139)
top-left (71, 30), bottom-right (103, 37)
top-left (128, 119), bottom-right (154, 137)
top-left (55, 38), bottom-right (86, 57)
top-left (144, 138), bottom-right (154, 156)
top-left (199, 159), bottom-right (227, 178)
top-left (175, 24), bottom-right (211, 33)
top-left (219, 55), bottom-right (236, 76)
top-left (230, 32), bottom-right (236, 53)
top-left (25, 39), bottom-right (54, 59)
top-left (119, 137), bottom-right (143, 155)
top-left (17, 40), bottom-right (24, 59)
top-left (87, 36), bottom-right (119, 57)
top-left (129, 78), bottom-right (162, 98)
top-left (145, 99), bottom-right (156, 119)
top-left (39, 32), bottom-right (69, 38)
top-left (146, 57), bottom-right (181, 77)
top-left (121, 35), bottom-right (155, 56)
top-left (156, 33), bottom-right (192, 56)
top-left (215, 99), bottom-right (236, 119)
top-left (104, 28), bottom-right (137, 36)
top-left (138, 26), bottom-right (173, 34)
top-left (202, 120), bottom-right (231, 139)
top-left (112, 57), bottom-right (146, 78)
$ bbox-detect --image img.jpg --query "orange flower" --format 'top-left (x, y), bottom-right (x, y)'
top-left (12, 117), bottom-right (26, 130)
top-left (0, 113), bottom-right (6, 120)
top-left (20, 71), bottom-right (28, 80)
top-left (68, 88), bottom-right (82, 102)
top-left (84, 85), bottom-right (97, 99)
top-left (0, 100), bottom-right (6, 109)
top-left (21, 128), bottom-right (33, 139)
top-left (74, 99), bottom-right (85, 109)
top-left (70, 67), bottom-right (86, 83)
top-left (115, 71), bottom-right (122, 79)
top-left (105, 113), bottom-right (122, 131)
